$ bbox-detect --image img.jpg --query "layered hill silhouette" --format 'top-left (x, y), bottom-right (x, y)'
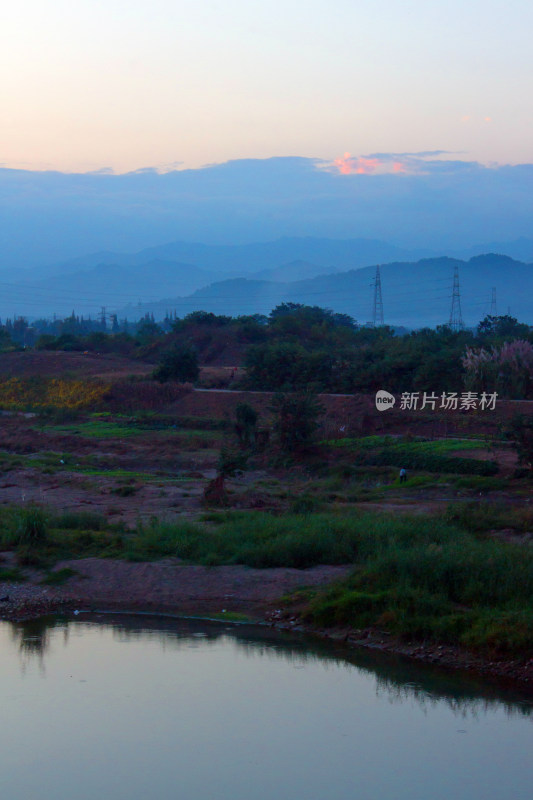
top-left (1, 236), bottom-right (532, 326)
top-left (116, 253), bottom-right (533, 328)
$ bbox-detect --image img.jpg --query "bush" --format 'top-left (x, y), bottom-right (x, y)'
top-left (506, 414), bottom-right (533, 470)
top-left (53, 511), bottom-right (107, 530)
top-left (235, 403), bottom-right (258, 448)
top-left (15, 505), bottom-right (48, 546)
top-left (217, 447), bottom-right (248, 477)
top-left (153, 346), bottom-right (200, 383)
top-left (270, 392), bottom-right (324, 453)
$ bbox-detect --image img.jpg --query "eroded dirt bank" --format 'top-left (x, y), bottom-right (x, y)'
top-left (1, 558), bottom-right (532, 692)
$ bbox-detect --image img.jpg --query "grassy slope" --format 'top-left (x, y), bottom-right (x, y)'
top-left (2, 506), bottom-right (532, 657)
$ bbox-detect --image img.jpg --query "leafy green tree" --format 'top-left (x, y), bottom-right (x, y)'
top-left (270, 392), bottom-right (324, 453)
top-left (244, 342), bottom-right (334, 390)
top-left (478, 314), bottom-right (531, 340)
top-left (136, 318), bottom-right (162, 344)
top-left (506, 414), bottom-right (533, 471)
top-left (153, 346), bottom-right (200, 383)
top-left (235, 403), bottom-right (258, 448)
top-left (0, 327), bottom-right (16, 352)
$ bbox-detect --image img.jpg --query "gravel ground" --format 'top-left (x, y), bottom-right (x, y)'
top-left (0, 558), bottom-right (351, 619)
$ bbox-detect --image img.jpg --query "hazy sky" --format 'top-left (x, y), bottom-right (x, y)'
top-left (1, 0), bottom-right (532, 173)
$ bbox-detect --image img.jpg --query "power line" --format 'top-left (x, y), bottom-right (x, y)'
top-left (490, 287), bottom-right (497, 316)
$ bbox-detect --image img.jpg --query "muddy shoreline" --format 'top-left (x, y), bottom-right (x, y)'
top-left (1, 558), bottom-right (532, 693)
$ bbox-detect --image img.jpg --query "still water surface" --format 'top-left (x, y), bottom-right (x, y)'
top-left (1, 614), bottom-right (532, 800)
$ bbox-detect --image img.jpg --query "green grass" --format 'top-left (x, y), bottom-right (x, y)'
top-left (388, 474), bottom-right (443, 489)
top-left (0, 504), bottom-right (126, 565)
top-left (44, 420), bottom-right (225, 444)
top-left (78, 468), bottom-right (154, 479)
top-left (126, 511), bottom-right (533, 657)
top-left (112, 485), bottom-right (138, 497)
top-left (301, 514), bottom-right (533, 656)
top-left (40, 567), bottom-right (79, 585)
top-left (90, 412), bottom-right (232, 431)
top-left (0, 567), bottom-right (27, 583)
top-left (326, 435), bottom-right (489, 453)
top-left (52, 510), bottom-right (108, 530)
top-left (0, 496), bottom-right (530, 656)
top-left (444, 501), bottom-right (533, 533)
top-left (206, 611), bottom-right (253, 622)
top-left (450, 475), bottom-right (509, 491)
top-left (126, 510), bottom-right (460, 569)
top-left (45, 421), bottom-right (160, 438)
top-left (324, 436), bottom-right (499, 476)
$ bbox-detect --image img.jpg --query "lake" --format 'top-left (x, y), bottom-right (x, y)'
top-left (1, 614), bottom-right (531, 799)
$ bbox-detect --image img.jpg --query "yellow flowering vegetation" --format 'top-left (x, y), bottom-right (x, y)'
top-left (0, 378), bottom-right (108, 410)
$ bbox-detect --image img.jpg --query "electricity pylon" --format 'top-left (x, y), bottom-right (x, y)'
top-left (449, 265), bottom-right (464, 330)
top-left (372, 265), bottom-right (384, 326)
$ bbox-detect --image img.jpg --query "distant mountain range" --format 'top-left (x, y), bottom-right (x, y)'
top-left (2, 158), bottom-right (533, 271)
top-left (115, 253), bottom-right (533, 328)
top-left (0, 237), bottom-right (427, 319)
top-left (1, 236), bottom-right (532, 326)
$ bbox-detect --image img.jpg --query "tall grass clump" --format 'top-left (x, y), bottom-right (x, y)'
top-left (14, 505), bottom-right (48, 546)
top-left (305, 515), bottom-right (533, 655)
top-left (125, 519), bottom-right (206, 561)
top-left (444, 501), bottom-right (533, 533)
top-left (127, 511), bottom-right (464, 570)
top-left (53, 511), bottom-right (107, 531)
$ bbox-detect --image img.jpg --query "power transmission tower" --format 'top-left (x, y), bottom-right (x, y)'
top-left (372, 265), bottom-right (384, 326)
top-left (490, 287), bottom-right (497, 316)
top-left (99, 306), bottom-right (107, 330)
top-left (449, 265), bottom-right (464, 331)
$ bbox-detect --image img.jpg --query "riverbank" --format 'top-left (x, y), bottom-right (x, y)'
top-left (1, 557), bottom-right (532, 692)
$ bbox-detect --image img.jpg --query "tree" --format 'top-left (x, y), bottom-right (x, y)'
top-left (270, 392), bottom-right (324, 453)
top-left (506, 414), bottom-right (533, 472)
top-left (243, 342), bottom-right (334, 391)
top-left (136, 317), bottom-right (162, 344)
top-left (234, 403), bottom-right (258, 449)
top-left (477, 314), bottom-right (531, 340)
top-left (153, 346), bottom-right (200, 383)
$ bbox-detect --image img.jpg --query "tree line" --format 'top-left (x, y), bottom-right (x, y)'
top-left (3, 304), bottom-right (533, 398)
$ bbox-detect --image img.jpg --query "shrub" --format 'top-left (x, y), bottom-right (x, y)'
top-left (40, 567), bottom-right (78, 585)
top-left (506, 414), bottom-right (533, 471)
top-left (235, 403), bottom-right (258, 449)
top-left (15, 505), bottom-right (48, 546)
top-left (270, 392), bottom-right (324, 453)
top-left (53, 511), bottom-right (107, 530)
top-left (153, 346), bottom-right (200, 383)
top-left (217, 447), bottom-right (248, 477)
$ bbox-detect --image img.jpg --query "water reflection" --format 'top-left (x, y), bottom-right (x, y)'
top-left (9, 616), bottom-right (67, 673)
top-left (8, 612), bottom-right (530, 718)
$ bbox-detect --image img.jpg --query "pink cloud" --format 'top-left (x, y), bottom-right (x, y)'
top-left (333, 153), bottom-right (382, 174)
top-left (392, 161), bottom-right (407, 173)
top-left (332, 153), bottom-right (408, 175)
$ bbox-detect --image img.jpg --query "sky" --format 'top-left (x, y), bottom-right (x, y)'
top-left (1, 0), bottom-right (533, 173)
